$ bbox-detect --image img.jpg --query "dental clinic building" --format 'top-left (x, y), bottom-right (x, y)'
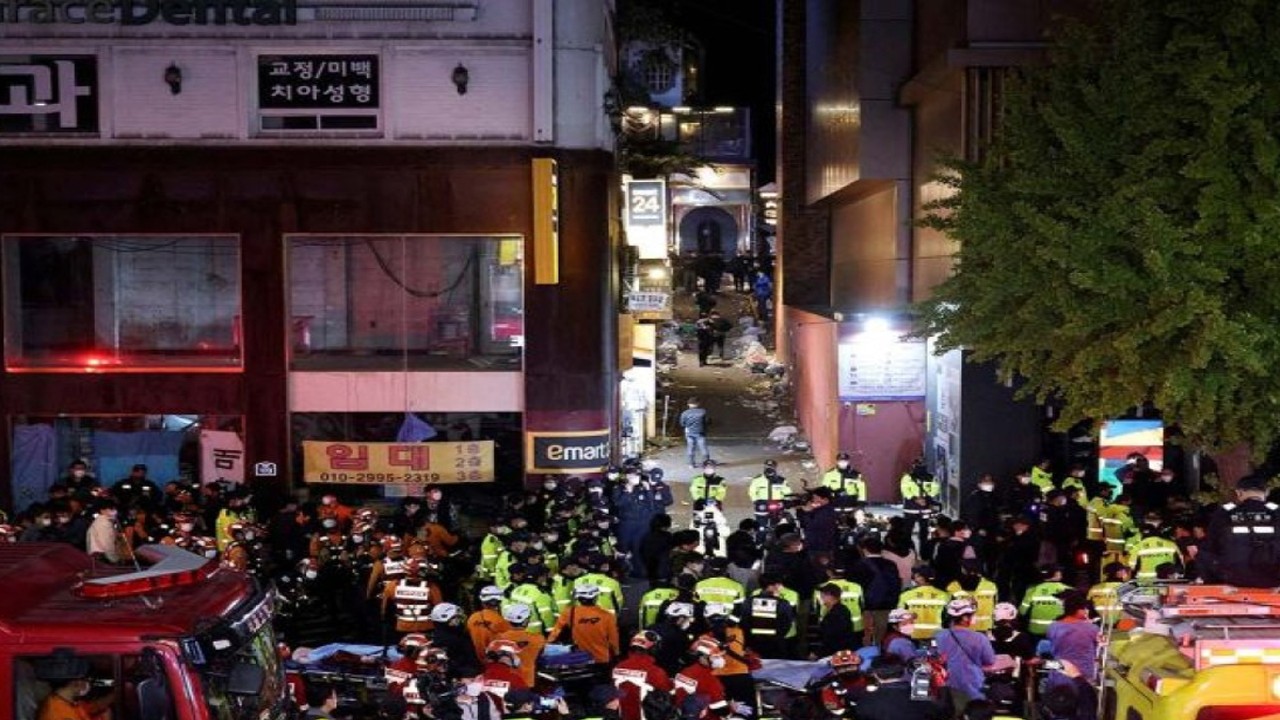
top-left (0, 0), bottom-right (619, 510)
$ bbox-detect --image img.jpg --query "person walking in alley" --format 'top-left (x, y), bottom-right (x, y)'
top-left (679, 398), bottom-right (710, 468)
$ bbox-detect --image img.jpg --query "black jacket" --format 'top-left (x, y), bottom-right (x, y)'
top-left (851, 680), bottom-right (947, 720)
top-left (817, 603), bottom-right (859, 656)
top-left (431, 624), bottom-right (481, 679)
top-left (962, 489), bottom-right (1000, 533)
top-left (798, 504), bottom-right (839, 553)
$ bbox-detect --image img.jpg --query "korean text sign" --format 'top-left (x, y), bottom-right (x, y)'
top-left (302, 440), bottom-right (494, 484)
top-left (257, 55), bottom-right (379, 109)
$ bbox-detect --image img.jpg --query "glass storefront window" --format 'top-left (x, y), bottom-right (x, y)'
top-left (3, 236), bottom-right (241, 370)
top-left (288, 235), bottom-right (523, 370)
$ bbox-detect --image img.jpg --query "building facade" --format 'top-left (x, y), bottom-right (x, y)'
top-left (777, 0), bottom-right (1085, 508)
top-left (0, 0), bottom-right (619, 510)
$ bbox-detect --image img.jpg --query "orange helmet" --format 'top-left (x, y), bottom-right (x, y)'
top-left (830, 649), bottom-right (861, 672)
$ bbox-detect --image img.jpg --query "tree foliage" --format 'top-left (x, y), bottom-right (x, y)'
top-left (917, 0), bottom-right (1280, 454)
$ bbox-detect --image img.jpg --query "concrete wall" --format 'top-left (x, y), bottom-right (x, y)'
top-left (783, 306), bottom-right (838, 468)
top-left (830, 181), bottom-right (908, 311)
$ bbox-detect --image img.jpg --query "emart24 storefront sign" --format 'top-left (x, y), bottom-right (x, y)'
top-left (303, 441), bottom-right (494, 484)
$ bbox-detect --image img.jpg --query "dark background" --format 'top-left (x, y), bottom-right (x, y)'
top-left (681, 0), bottom-right (777, 182)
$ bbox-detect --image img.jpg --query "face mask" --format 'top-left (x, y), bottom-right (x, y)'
top-left (979, 483), bottom-right (994, 492)
top-left (1019, 477), bottom-right (1030, 485)
top-left (709, 655), bottom-right (726, 670)
top-left (544, 482), bottom-right (557, 491)
top-left (607, 472), bottom-right (620, 481)
top-left (304, 570), bottom-right (318, 580)
top-left (1071, 471), bottom-right (1085, 478)
top-left (179, 523), bottom-right (195, 532)
top-left (56, 516), bottom-right (70, 524)
top-left (72, 470), bottom-right (86, 478)
top-left (322, 519), bottom-right (337, 529)
top-left (899, 624), bottom-right (915, 636)
top-left (244, 531), bottom-right (255, 541)
top-left (322, 497), bottom-right (335, 506)
top-left (597, 521), bottom-right (610, 529)
top-left (428, 492), bottom-right (442, 502)
top-left (352, 534), bottom-right (364, 544)
top-left (837, 461), bottom-right (849, 470)
top-left (626, 476), bottom-right (641, 486)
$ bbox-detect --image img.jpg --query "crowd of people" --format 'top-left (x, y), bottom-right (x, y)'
top-left (6, 449), bottom-right (1278, 720)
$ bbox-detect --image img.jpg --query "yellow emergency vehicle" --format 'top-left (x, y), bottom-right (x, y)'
top-left (1102, 583), bottom-right (1280, 720)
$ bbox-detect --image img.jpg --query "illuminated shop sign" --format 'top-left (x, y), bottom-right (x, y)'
top-left (0, 0), bottom-right (298, 26)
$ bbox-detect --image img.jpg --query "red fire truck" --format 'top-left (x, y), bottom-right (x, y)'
top-left (1, 542), bottom-right (287, 720)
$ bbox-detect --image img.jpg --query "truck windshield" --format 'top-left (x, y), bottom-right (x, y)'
top-left (201, 622), bottom-right (285, 720)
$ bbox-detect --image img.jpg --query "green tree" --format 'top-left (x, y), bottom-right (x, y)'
top-left (918, 0), bottom-right (1280, 455)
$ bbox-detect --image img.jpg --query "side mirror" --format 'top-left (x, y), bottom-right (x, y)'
top-left (226, 663), bottom-right (264, 696)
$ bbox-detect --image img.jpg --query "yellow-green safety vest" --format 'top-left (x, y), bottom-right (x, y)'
top-left (897, 585), bottom-right (949, 639)
top-left (946, 578), bottom-right (998, 632)
top-left (1020, 581), bottom-right (1070, 635)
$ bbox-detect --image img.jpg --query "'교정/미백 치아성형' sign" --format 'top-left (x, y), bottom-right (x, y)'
top-left (303, 440), bottom-right (494, 484)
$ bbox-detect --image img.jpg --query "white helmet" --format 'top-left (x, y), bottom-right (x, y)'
top-left (574, 583), bottom-right (601, 600)
top-left (704, 602), bottom-right (733, 619)
top-left (888, 608), bottom-right (916, 625)
top-left (502, 603), bottom-right (532, 626)
top-left (994, 602), bottom-right (1019, 622)
top-left (479, 585), bottom-right (505, 604)
top-left (428, 602), bottom-right (462, 624)
top-left (665, 602), bottom-right (695, 619)
top-left (947, 598), bottom-right (978, 618)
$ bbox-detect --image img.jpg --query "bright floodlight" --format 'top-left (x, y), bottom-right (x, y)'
top-left (864, 316), bottom-right (892, 334)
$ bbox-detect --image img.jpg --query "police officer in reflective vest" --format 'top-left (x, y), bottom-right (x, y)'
top-left (695, 557), bottom-right (747, 610)
top-left (744, 573), bottom-right (796, 658)
top-left (822, 452), bottom-right (866, 510)
top-left (1201, 474), bottom-right (1280, 587)
top-left (1129, 523), bottom-right (1180, 581)
top-left (638, 581), bottom-right (680, 630)
top-left (896, 566), bottom-right (949, 640)
top-left (899, 462), bottom-right (940, 550)
top-left (1019, 564), bottom-right (1069, 637)
top-left (1087, 561), bottom-right (1130, 630)
top-left (690, 460), bottom-right (729, 506)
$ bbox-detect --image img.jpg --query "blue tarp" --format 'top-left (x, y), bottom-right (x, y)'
top-left (396, 413), bottom-right (438, 443)
top-left (94, 430), bottom-right (184, 486)
top-left (12, 424), bottom-right (57, 513)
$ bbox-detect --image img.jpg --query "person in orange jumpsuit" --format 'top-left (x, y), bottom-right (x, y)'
top-left (548, 583), bottom-right (620, 664)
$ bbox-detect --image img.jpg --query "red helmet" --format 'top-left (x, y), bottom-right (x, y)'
top-left (690, 637), bottom-right (724, 659)
top-left (485, 639), bottom-right (522, 666)
top-left (400, 633), bottom-right (429, 650)
top-left (630, 630), bottom-right (660, 652)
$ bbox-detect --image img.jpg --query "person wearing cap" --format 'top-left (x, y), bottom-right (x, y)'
top-left (496, 603), bottom-right (546, 687)
top-left (548, 583), bottom-right (620, 664)
top-left (1087, 562), bottom-right (1129, 630)
top-left (648, 601), bottom-right (696, 674)
top-left (477, 518), bottom-right (512, 581)
top-left (748, 459), bottom-right (793, 506)
top-left (690, 460), bottom-right (729, 506)
top-left (638, 578), bottom-right (681, 630)
top-left (613, 631), bottom-right (674, 720)
top-left (493, 531), bottom-right (532, 590)
top-left (1019, 565), bottom-right (1070, 637)
top-left (1199, 473), bottom-right (1280, 587)
top-left (935, 598), bottom-right (996, 718)
top-left (694, 556), bottom-right (746, 609)
top-left (821, 452), bottom-right (867, 509)
top-left (1099, 493), bottom-right (1136, 566)
top-left (614, 467), bottom-right (674, 579)
top-left (468, 586), bottom-right (514, 662)
top-left (385, 633), bottom-right (429, 695)
top-left (1129, 521), bottom-right (1180, 581)
top-left (897, 566), bottom-right (949, 640)
top-left (947, 559), bottom-right (998, 632)
top-left (899, 460), bottom-right (940, 550)
top-left (997, 513), bottom-right (1040, 604)
top-left (576, 562), bottom-right (626, 614)
top-left (506, 571), bottom-right (557, 635)
top-left (744, 573), bottom-right (797, 658)
top-left (810, 583), bottom-right (857, 657)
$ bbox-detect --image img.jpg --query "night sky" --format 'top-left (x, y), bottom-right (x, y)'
top-left (679, 0), bottom-right (777, 182)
